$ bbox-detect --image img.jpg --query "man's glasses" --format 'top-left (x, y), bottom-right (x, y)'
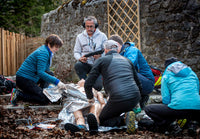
top-left (86, 25), bottom-right (95, 28)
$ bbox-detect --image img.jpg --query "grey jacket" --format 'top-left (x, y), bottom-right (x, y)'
top-left (74, 28), bottom-right (107, 65)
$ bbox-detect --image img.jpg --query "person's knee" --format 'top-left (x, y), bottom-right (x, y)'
top-left (93, 84), bottom-right (102, 91)
top-left (74, 62), bottom-right (83, 71)
top-left (40, 94), bottom-right (50, 104)
top-left (144, 105), bottom-right (151, 115)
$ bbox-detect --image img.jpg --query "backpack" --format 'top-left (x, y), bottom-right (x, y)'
top-left (149, 65), bottom-right (162, 93)
top-left (0, 75), bottom-right (16, 95)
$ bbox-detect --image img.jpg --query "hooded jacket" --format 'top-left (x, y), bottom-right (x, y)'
top-left (120, 42), bottom-right (155, 83)
top-left (74, 28), bottom-right (107, 65)
top-left (161, 61), bottom-right (200, 110)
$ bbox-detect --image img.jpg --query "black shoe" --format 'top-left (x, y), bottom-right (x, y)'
top-left (138, 119), bottom-right (155, 131)
top-left (140, 95), bottom-right (149, 110)
top-left (87, 113), bottom-right (98, 135)
top-left (165, 121), bottom-right (182, 136)
top-left (188, 121), bottom-right (198, 136)
top-left (64, 123), bottom-right (81, 133)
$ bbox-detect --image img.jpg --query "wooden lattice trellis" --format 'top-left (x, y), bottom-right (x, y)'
top-left (107, 0), bottom-right (141, 50)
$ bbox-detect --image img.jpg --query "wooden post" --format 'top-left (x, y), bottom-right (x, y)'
top-left (24, 36), bottom-right (27, 59)
top-left (7, 31), bottom-right (11, 75)
top-left (18, 34), bottom-right (21, 68)
top-left (107, 0), bottom-right (110, 38)
top-left (16, 33), bottom-right (19, 70)
top-left (20, 35), bottom-right (24, 67)
top-left (3, 29), bottom-right (7, 75)
top-left (137, 0), bottom-right (141, 50)
top-left (11, 32), bottom-right (16, 75)
top-left (0, 28), bottom-right (2, 75)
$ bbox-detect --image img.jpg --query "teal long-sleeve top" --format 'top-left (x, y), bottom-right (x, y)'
top-left (16, 45), bottom-right (59, 85)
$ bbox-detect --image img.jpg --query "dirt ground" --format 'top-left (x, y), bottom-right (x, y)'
top-left (0, 95), bottom-right (198, 139)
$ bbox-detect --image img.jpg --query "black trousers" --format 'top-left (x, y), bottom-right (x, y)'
top-left (74, 61), bottom-right (103, 91)
top-left (145, 104), bottom-right (200, 127)
top-left (99, 98), bottom-right (139, 127)
top-left (16, 71), bottom-right (54, 105)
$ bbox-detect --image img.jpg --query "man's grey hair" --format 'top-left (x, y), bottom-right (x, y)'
top-left (103, 40), bottom-right (118, 51)
top-left (84, 16), bottom-right (98, 25)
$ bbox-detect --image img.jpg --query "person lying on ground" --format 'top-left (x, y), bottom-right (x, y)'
top-left (84, 40), bottom-right (142, 134)
top-left (10, 34), bottom-right (66, 106)
top-left (64, 79), bottom-right (105, 134)
top-left (109, 34), bottom-right (154, 110)
top-left (141, 57), bottom-right (200, 136)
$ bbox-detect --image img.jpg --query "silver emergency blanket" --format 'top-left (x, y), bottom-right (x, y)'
top-left (58, 83), bottom-right (94, 126)
top-left (43, 86), bottom-right (62, 102)
top-left (44, 83), bottom-right (131, 132)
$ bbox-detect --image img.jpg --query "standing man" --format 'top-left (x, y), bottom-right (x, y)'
top-left (84, 40), bottom-right (142, 134)
top-left (109, 34), bottom-right (155, 109)
top-left (74, 16), bottom-right (107, 90)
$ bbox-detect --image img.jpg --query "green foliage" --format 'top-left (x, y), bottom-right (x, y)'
top-left (0, 0), bottom-right (61, 37)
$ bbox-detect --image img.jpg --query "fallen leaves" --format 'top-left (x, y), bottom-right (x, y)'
top-left (0, 96), bottom-right (198, 139)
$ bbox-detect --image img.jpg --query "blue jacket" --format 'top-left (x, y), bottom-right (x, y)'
top-left (16, 45), bottom-right (59, 85)
top-left (120, 42), bottom-right (154, 82)
top-left (161, 61), bottom-right (200, 110)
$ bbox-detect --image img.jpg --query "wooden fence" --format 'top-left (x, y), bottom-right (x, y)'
top-left (0, 28), bottom-right (44, 76)
top-left (107, 0), bottom-right (141, 50)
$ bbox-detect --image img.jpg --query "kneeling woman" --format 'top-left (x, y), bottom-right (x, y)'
top-left (11, 34), bottom-right (66, 105)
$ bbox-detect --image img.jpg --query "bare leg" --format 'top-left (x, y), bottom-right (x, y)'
top-left (89, 103), bottom-right (102, 124)
top-left (74, 110), bottom-right (85, 126)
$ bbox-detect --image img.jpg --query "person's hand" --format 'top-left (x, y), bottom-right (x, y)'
top-left (88, 98), bottom-right (95, 104)
top-left (93, 54), bottom-right (101, 60)
top-left (57, 81), bottom-right (66, 89)
top-left (79, 56), bottom-right (87, 63)
top-left (78, 79), bottom-right (85, 87)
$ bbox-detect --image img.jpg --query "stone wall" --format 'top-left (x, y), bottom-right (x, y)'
top-left (139, 0), bottom-right (200, 79)
top-left (41, 0), bottom-right (108, 82)
top-left (41, 0), bottom-right (200, 81)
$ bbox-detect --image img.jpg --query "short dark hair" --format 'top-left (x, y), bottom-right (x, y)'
top-left (45, 34), bottom-right (63, 48)
top-left (165, 57), bottom-right (178, 69)
top-left (109, 34), bottom-right (123, 46)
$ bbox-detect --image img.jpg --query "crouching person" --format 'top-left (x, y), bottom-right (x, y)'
top-left (84, 40), bottom-right (142, 134)
top-left (143, 57), bottom-right (200, 135)
top-left (10, 34), bottom-right (66, 106)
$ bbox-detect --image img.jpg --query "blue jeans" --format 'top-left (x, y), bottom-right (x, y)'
top-left (137, 73), bottom-right (154, 95)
